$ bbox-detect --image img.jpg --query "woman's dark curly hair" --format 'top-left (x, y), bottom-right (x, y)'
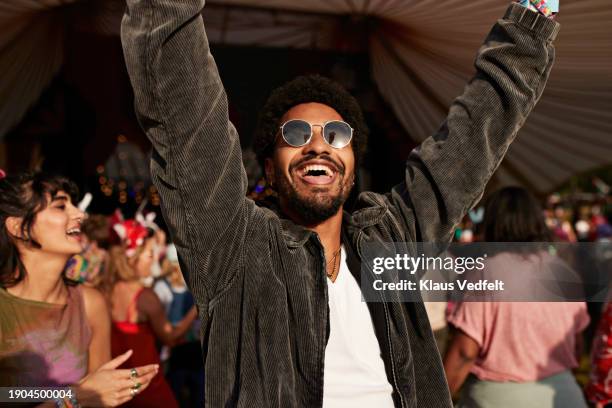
top-left (0, 171), bottom-right (79, 288)
top-left (253, 75), bottom-right (369, 170)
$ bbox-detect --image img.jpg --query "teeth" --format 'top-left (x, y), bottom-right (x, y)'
top-left (303, 164), bottom-right (333, 176)
top-left (67, 228), bottom-right (81, 235)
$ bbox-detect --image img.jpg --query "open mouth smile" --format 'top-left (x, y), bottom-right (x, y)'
top-left (66, 227), bottom-right (82, 241)
top-left (295, 161), bottom-right (338, 185)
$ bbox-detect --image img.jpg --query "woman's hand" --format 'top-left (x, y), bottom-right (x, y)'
top-left (75, 350), bottom-right (159, 407)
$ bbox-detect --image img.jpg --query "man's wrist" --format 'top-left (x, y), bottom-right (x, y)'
top-left (515, 0), bottom-right (558, 19)
top-left (505, 3), bottom-right (560, 42)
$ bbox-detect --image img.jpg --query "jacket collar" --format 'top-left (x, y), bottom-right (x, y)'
top-left (258, 197), bottom-right (312, 247)
top-left (257, 194), bottom-right (387, 248)
top-left (279, 218), bottom-right (312, 247)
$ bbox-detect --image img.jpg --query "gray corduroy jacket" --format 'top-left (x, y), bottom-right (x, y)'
top-left (121, 2), bottom-right (559, 407)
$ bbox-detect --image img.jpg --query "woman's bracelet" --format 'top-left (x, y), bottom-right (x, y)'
top-left (54, 395), bottom-right (81, 408)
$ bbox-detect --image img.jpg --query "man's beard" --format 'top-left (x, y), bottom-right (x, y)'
top-left (275, 168), bottom-right (353, 225)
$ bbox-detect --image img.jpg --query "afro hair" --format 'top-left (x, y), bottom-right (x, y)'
top-left (253, 75), bottom-right (368, 170)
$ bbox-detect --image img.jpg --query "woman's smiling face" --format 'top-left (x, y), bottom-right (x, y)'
top-left (27, 191), bottom-right (85, 256)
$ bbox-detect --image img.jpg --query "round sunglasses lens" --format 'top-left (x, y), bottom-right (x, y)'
top-left (324, 121), bottom-right (352, 148)
top-left (282, 120), bottom-right (311, 147)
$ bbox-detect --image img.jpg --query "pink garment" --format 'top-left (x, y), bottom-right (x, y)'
top-left (450, 300), bottom-right (589, 382)
top-left (449, 252), bottom-right (590, 382)
top-left (0, 285), bottom-right (91, 387)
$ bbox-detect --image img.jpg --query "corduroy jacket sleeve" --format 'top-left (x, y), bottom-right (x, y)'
top-left (387, 3), bottom-right (560, 245)
top-left (121, 0), bottom-right (250, 305)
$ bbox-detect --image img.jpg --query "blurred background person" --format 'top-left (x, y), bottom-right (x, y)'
top-left (424, 300), bottom-right (450, 356)
top-left (154, 244), bottom-right (204, 408)
top-left (586, 301), bottom-right (612, 408)
top-left (549, 204), bottom-right (578, 243)
top-left (0, 171), bottom-right (158, 406)
top-left (444, 186), bottom-right (590, 408)
top-left (64, 213), bottom-right (111, 287)
top-left (81, 214), bottom-right (111, 285)
top-left (103, 218), bottom-right (198, 408)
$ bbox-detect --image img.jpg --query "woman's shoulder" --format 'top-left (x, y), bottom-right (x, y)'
top-left (138, 287), bottom-right (161, 303)
top-left (135, 287), bottom-right (165, 318)
top-left (78, 285), bottom-right (109, 321)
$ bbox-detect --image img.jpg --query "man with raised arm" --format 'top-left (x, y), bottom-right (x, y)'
top-left (122, 1), bottom-right (559, 406)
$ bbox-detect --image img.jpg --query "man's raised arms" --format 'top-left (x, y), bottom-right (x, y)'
top-left (122, 0), bottom-right (251, 306)
top-left (380, 3), bottom-right (560, 245)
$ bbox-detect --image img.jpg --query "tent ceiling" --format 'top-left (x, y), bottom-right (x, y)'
top-left (1, 0), bottom-right (611, 194)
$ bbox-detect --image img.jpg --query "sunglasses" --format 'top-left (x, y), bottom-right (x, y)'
top-left (279, 119), bottom-right (353, 149)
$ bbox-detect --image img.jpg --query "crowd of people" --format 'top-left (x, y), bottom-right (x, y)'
top-left (0, 173), bottom-right (159, 407)
top-left (0, 169), bottom-right (610, 407)
top-left (453, 191), bottom-right (612, 245)
top-left (0, 1), bottom-right (610, 407)
top-left (0, 172), bottom-right (202, 407)
top-left (443, 189), bottom-right (612, 408)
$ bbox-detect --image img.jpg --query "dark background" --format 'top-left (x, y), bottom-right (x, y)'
top-left (4, 23), bottom-right (415, 219)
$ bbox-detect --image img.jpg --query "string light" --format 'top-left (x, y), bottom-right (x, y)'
top-left (95, 135), bottom-right (158, 209)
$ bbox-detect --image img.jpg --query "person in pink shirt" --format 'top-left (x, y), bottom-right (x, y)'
top-left (444, 187), bottom-right (590, 408)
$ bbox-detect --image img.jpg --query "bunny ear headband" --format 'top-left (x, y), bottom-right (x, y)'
top-left (135, 211), bottom-right (159, 231)
top-left (113, 219), bottom-right (149, 257)
top-left (135, 197), bottom-right (159, 231)
top-left (112, 210), bottom-right (150, 257)
top-left (78, 193), bottom-right (93, 213)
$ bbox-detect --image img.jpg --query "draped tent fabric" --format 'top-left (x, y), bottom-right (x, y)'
top-left (1, 0), bottom-right (610, 194)
top-left (0, 0), bottom-right (79, 139)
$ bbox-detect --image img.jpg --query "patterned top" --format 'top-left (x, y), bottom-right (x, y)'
top-left (0, 285), bottom-right (91, 387)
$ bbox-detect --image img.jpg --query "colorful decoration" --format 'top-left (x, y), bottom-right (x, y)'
top-left (65, 248), bottom-right (106, 286)
top-left (519, 0), bottom-right (558, 17)
top-left (64, 254), bottom-right (89, 283)
top-left (113, 218), bottom-right (149, 257)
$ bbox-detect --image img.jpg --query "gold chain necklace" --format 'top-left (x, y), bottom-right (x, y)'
top-left (326, 247), bottom-right (342, 279)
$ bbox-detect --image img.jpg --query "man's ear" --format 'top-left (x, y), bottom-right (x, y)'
top-left (264, 158), bottom-right (275, 186)
top-left (5, 217), bottom-right (24, 239)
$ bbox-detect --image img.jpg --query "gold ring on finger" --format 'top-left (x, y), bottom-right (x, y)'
top-left (130, 388), bottom-right (138, 397)
top-left (130, 368), bottom-right (138, 379)
top-left (132, 382), bottom-right (142, 390)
